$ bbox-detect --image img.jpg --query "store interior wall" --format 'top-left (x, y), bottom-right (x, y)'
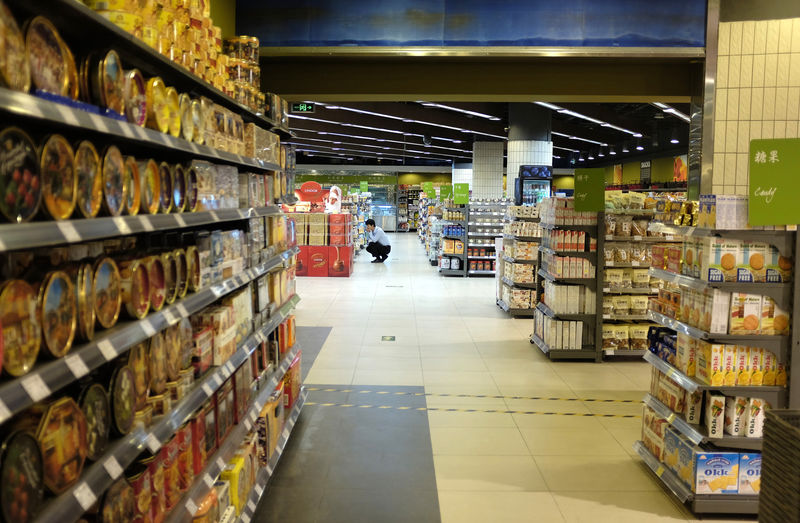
top-left (398, 173), bottom-right (453, 185)
top-left (211, 0), bottom-right (236, 38)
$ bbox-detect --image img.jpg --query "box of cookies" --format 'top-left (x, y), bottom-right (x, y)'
top-left (699, 238), bottom-right (739, 282)
top-left (761, 297), bottom-right (790, 335)
top-left (729, 293), bottom-right (762, 335)
top-left (695, 452), bottom-right (739, 494)
top-left (765, 246), bottom-right (793, 282)
top-left (737, 242), bottom-right (767, 283)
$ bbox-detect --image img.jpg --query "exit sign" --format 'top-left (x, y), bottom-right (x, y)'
top-left (291, 103), bottom-right (315, 113)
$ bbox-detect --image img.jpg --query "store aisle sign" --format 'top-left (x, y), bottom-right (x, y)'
top-left (360, 181), bottom-right (369, 193)
top-left (423, 182), bottom-right (436, 198)
top-left (573, 169), bottom-right (605, 212)
top-left (749, 138), bottom-right (800, 225)
top-left (440, 185), bottom-right (453, 199)
top-left (453, 183), bottom-right (469, 204)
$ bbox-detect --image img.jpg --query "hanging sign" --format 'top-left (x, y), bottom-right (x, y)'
top-left (574, 169), bottom-right (605, 212)
top-left (360, 181), bottom-right (368, 193)
top-left (453, 183), bottom-right (469, 204)
top-left (749, 138), bottom-right (800, 225)
top-left (422, 182), bottom-right (436, 198)
top-left (640, 160), bottom-right (651, 184)
top-left (439, 185), bottom-right (453, 199)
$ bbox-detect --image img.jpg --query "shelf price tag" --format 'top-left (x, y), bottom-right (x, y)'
top-left (145, 433), bottom-right (161, 453)
top-left (103, 456), bottom-right (123, 479)
top-left (112, 216), bottom-right (132, 235)
top-left (64, 354), bottom-right (90, 379)
top-left (21, 374), bottom-right (50, 402)
top-left (0, 399), bottom-right (11, 425)
top-left (56, 221), bottom-right (82, 243)
top-left (185, 499), bottom-right (198, 515)
top-left (98, 339), bottom-right (117, 361)
top-left (203, 473), bottom-right (214, 488)
top-left (73, 482), bottom-right (98, 511)
top-left (176, 303), bottom-right (190, 317)
top-left (247, 499), bottom-right (257, 512)
top-left (201, 382), bottom-right (214, 397)
top-left (216, 457), bottom-right (226, 471)
top-left (255, 483), bottom-right (264, 497)
top-left (666, 413), bottom-right (676, 424)
top-left (655, 465), bottom-right (665, 477)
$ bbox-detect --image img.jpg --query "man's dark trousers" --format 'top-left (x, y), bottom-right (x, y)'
top-left (366, 242), bottom-right (391, 260)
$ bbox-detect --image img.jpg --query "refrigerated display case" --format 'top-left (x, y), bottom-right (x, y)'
top-left (515, 165), bottom-right (552, 205)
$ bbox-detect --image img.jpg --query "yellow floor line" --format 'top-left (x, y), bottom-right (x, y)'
top-left (305, 401), bottom-right (641, 418)
top-left (306, 387), bottom-right (638, 404)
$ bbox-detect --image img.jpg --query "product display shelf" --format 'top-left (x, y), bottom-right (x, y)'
top-left (469, 270), bottom-right (496, 275)
top-left (35, 295), bottom-right (301, 523)
top-left (605, 261), bottom-right (650, 268)
top-left (467, 203), bottom-right (505, 277)
top-left (648, 268), bottom-right (792, 307)
top-left (0, 87), bottom-right (282, 173)
top-left (469, 232), bottom-right (502, 237)
top-left (497, 298), bottom-right (536, 318)
top-left (646, 310), bottom-right (790, 359)
top-left (470, 255), bottom-right (496, 261)
top-left (0, 206), bottom-right (282, 253)
top-left (605, 209), bottom-right (656, 216)
top-left (602, 349), bottom-right (648, 357)
top-left (501, 276), bottom-right (536, 289)
top-left (502, 255), bottom-right (537, 265)
top-left (642, 393), bottom-right (762, 451)
top-left (602, 313), bottom-right (650, 321)
top-left (6, 0), bottom-right (289, 136)
top-left (540, 223), bottom-right (597, 233)
top-left (537, 268), bottom-right (597, 286)
top-left (440, 268), bottom-right (466, 277)
top-left (236, 387), bottom-right (308, 523)
top-left (603, 286), bottom-right (659, 295)
top-left (536, 302), bottom-right (594, 322)
top-left (633, 441), bottom-right (760, 514)
top-left (539, 246), bottom-right (597, 260)
top-left (468, 222), bottom-right (503, 227)
top-left (648, 223), bottom-right (796, 256)
top-left (470, 211), bottom-right (505, 217)
top-left (605, 235), bottom-right (681, 243)
top-left (0, 245), bottom-right (298, 426)
top-left (508, 216), bottom-right (540, 222)
top-left (503, 234), bottom-right (540, 242)
top-left (530, 332), bottom-right (597, 360)
top-left (166, 347), bottom-right (303, 523)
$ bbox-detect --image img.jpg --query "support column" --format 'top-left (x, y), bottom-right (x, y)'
top-left (472, 142), bottom-right (504, 198)
top-left (507, 103), bottom-right (553, 197)
top-left (452, 163), bottom-right (473, 186)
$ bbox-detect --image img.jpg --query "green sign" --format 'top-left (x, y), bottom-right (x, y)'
top-left (360, 181), bottom-right (369, 193)
top-left (454, 183), bottom-right (469, 204)
top-left (573, 168), bottom-right (605, 211)
top-left (349, 186), bottom-right (359, 194)
top-left (749, 138), bottom-right (800, 225)
top-left (440, 185), bottom-right (453, 199)
top-left (422, 182), bottom-right (436, 198)
top-left (291, 102), bottom-right (315, 113)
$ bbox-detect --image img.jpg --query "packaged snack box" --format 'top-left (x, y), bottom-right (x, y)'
top-left (662, 426), bottom-right (681, 471)
top-left (735, 346), bottom-right (751, 385)
top-left (746, 398), bottom-right (768, 438)
top-left (729, 293), bottom-right (762, 335)
top-left (765, 246), bottom-right (793, 283)
top-left (760, 296), bottom-right (790, 335)
top-left (762, 351), bottom-right (777, 385)
top-left (675, 436), bottom-right (698, 488)
top-left (676, 333), bottom-right (696, 377)
top-left (737, 242), bottom-right (767, 282)
top-left (685, 390), bottom-right (703, 424)
top-left (699, 237), bottom-right (739, 282)
top-left (705, 394), bottom-right (725, 439)
top-left (696, 452), bottom-right (739, 494)
top-left (697, 342), bottom-right (724, 386)
top-left (722, 345), bottom-right (737, 386)
top-left (724, 396), bottom-right (748, 436)
top-left (738, 454), bottom-right (762, 494)
top-left (749, 347), bottom-right (764, 386)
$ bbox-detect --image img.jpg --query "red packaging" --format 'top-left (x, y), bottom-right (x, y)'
top-left (283, 351), bottom-right (302, 410)
top-left (202, 398), bottom-right (218, 457)
top-left (191, 412), bottom-right (207, 476)
top-left (295, 246), bottom-right (309, 276)
top-left (128, 467), bottom-right (152, 523)
top-left (666, 245), bottom-right (682, 274)
top-left (192, 325), bottom-right (213, 377)
top-left (328, 213), bottom-right (348, 224)
top-left (177, 423), bottom-right (193, 492)
top-left (329, 223), bottom-right (348, 236)
top-left (233, 361), bottom-right (252, 423)
top-left (287, 315), bottom-right (296, 347)
top-left (141, 453), bottom-right (165, 523)
top-left (328, 245), bottom-right (352, 277)
top-left (278, 321), bottom-right (289, 354)
top-left (329, 233), bottom-right (349, 246)
top-left (651, 244), bottom-right (667, 271)
top-left (215, 379), bottom-right (235, 443)
top-left (308, 246), bottom-right (328, 277)
top-left (161, 435), bottom-right (180, 511)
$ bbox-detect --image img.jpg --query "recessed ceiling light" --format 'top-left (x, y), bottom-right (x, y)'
top-left (419, 102), bottom-right (503, 121)
top-left (534, 102), bottom-right (643, 137)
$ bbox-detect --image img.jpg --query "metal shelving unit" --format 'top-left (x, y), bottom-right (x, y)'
top-left (502, 255), bottom-right (536, 265)
top-left (648, 267), bottom-right (792, 307)
top-left (536, 302), bottom-right (594, 321)
top-left (497, 299), bottom-right (536, 317)
top-left (531, 332), bottom-right (597, 360)
top-left (467, 200), bottom-right (507, 277)
top-left (501, 276), bottom-right (537, 289)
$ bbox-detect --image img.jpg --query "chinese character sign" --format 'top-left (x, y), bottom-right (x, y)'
top-left (574, 168), bottom-right (605, 212)
top-left (749, 138), bottom-right (800, 225)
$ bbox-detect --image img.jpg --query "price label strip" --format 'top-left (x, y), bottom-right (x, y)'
top-left (73, 482), bottom-right (97, 511)
top-left (21, 373), bottom-right (51, 403)
top-left (64, 354), bottom-right (90, 379)
top-left (103, 456), bottom-right (123, 480)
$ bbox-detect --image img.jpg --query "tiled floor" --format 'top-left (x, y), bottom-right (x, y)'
top-left (261, 233), bottom-right (756, 522)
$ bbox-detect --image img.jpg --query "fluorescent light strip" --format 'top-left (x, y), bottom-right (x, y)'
top-left (553, 145), bottom-right (580, 153)
top-left (534, 102), bottom-right (643, 137)
top-left (653, 102), bottom-right (691, 123)
top-left (291, 128), bottom-right (473, 154)
top-left (297, 148), bottom-right (404, 162)
top-left (290, 141), bottom-right (467, 161)
top-left (419, 102), bottom-right (502, 121)
top-left (552, 131), bottom-right (607, 147)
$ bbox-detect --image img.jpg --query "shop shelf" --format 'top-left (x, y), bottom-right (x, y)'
top-left (539, 246), bottom-right (597, 259)
top-left (603, 349), bottom-right (648, 357)
top-left (502, 276), bottom-right (536, 289)
top-left (440, 268), bottom-right (466, 276)
top-left (605, 261), bottom-right (648, 268)
top-left (237, 388), bottom-right (308, 523)
top-left (468, 222), bottom-right (504, 226)
top-left (7, 0), bottom-right (288, 135)
top-left (603, 287), bottom-right (659, 294)
top-left (0, 246), bottom-right (298, 426)
top-left (469, 232), bottom-right (502, 237)
top-left (633, 441), bottom-right (693, 503)
top-left (602, 314), bottom-right (651, 321)
top-left (647, 310), bottom-right (790, 358)
top-left (605, 209), bottom-right (656, 216)
top-left (648, 267), bottom-right (793, 307)
top-left (166, 358), bottom-right (304, 523)
top-left (502, 255), bottom-right (537, 264)
top-left (468, 270), bottom-right (496, 275)
top-left (605, 234), bottom-right (681, 243)
top-left (530, 333), bottom-right (597, 360)
top-left (37, 299), bottom-right (301, 523)
top-left (648, 223), bottom-right (796, 255)
top-left (470, 211), bottom-right (505, 216)
top-left (469, 255), bottom-right (497, 260)
top-left (497, 299), bottom-right (535, 317)
top-left (468, 244), bottom-right (496, 249)
top-left (538, 269), bottom-right (596, 286)
top-left (540, 222), bottom-right (598, 232)
top-left (441, 252), bottom-right (466, 258)
top-left (536, 302), bottom-right (594, 321)
top-left (0, 206), bottom-right (281, 252)
top-left (504, 234), bottom-right (541, 241)
top-left (507, 216), bottom-right (540, 222)
top-left (442, 235), bottom-right (466, 241)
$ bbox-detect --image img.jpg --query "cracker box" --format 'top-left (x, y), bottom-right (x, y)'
top-left (705, 394), bottom-right (726, 438)
top-left (676, 333), bottom-right (696, 377)
top-left (765, 246), bottom-right (793, 283)
top-left (686, 390), bottom-right (703, 425)
top-left (746, 398), bottom-right (767, 438)
top-left (708, 289), bottom-right (731, 334)
top-left (220, 456), bottom-right (247, 515)
top-left (724, 396), bottom-right (748, 436)
top-left (699, 237), bottom-right (739, 282)
top-left (738, 242), bottom-right (768, 283)
top-left (662, 426), bottom-right (682, 471)
top-left (760, 296), bottom-right (790, 335)
top-left (735, 346), bottom-right (751, 386)
top-left (722, 344), bottom-right (738, 386)
top-left (749, 347), bottom-right (764, 386)
top-left (697, 342), bottom-right (724, 386)
top-left (729, 293), bottom-right (762, 335)
top-left (762, 350), bottom-right (777, 385)
top-left (738, 453), bottom-right (762, 494)
top-left (675, 436), bottom-right (699, 489)
top-left (695, 452), bottom-right (739, 494)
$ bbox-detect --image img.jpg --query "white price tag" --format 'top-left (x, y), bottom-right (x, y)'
top-left (88, 113), bottom-right (110, 132)
top-left (185, 499), bottom-right (198, 514)
top-left (140, 216), bottom-right (155, 232)
top-left (247, 499), bottom-right (257, 512)
top-left (0, 399), bottom-right (11, 424)
top-left (203, 473), bottom-right (214, 488)
top-left (249, 410), bottom-right (258, 424)
top-left (241, 514), bottom-right (252, 523)
top-left (56, 104), bottom-right (80, 126)
top-left (209, 211), bottom-right (219, 221)
top-left (255, 483), bottom-right (264, 497)
top-left (201, 383), bottom-right (214, 397)
top-left (211, 285), bottom-right (224, 297)
top-left (225, 361), bottom-right (235, 375)
top-left (112, 217), bottom-right (132, 235)
top-left (21, 374), bottom-right (50, 402)
top-left (176, 303), bottom-right (189, 317)
top-left (146, 433), bottom-right (161, 453)
top-left (73, 482), bottom-right (97, 511)
top-left (119, 123), bottom-right (135, 138)
top-left (98, 339), bottom-right (117, 361)
top-left (141, 321), bottom-right (157, 337)
top-left (163, 309), bottom-right (178, 326)
top-left (64, 354), bottom-right (90, 379)
top-left (0, 236), bottom-right (6, 250)
top-left (216, 457), bottom-right (225, 471)
top-left (103, 456), bottom-right (123, 479)
top-left (57, 221), bottom-right (82, 242)
top-left (212, 374), bottom-right (223, 388)
top-left (174, 214), bottom-right (187, 227)
top-left (244, 418), bottom-right (252, 431)
top-left (134, 126), bottom-right (148, 140)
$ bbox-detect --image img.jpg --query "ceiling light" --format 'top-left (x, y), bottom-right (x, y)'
top-left (578, 152), bottom-right (585, 162)
top-left (419, 102), bottom-right (503, 121)
top-left (534, 102), bottom-right (562, 111)
top-left (653, 102), bottom-right (691, 123)
top-left (622, 143), bottom-right (629, 153)
top-left (554, 145), bottom-right (580, 153)
top-left (587, 153), bottom-right (595, 160)
top-left (670, 129), bottom-right (680, 144)
top-left (535, 102), bottom-right (644, 137)
top-left (609, 146), bottom-right (616, 155)
top-left (597, 148), bottom-right (605, 158)
top-left (553, 155), bottom-right (561, 159)
top-left (635, 139), bottom-right (644, 151)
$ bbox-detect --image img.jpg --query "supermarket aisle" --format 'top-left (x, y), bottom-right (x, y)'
top-left (265, 234), bottom-right (737, 522)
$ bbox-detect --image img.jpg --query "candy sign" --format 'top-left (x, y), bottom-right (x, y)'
top-left (749, 138), bottom-right (800, 225)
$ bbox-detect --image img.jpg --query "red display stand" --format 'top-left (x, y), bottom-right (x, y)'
top-left (307, 246), bottom-right (329, 277)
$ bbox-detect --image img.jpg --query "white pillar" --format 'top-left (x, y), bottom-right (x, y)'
top-left (472, 142), bottom-right (504, 198)
top-left (507, 140), bottom-right (553, 197)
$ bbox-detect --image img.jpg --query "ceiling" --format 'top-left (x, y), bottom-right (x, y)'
top-left (286, 101), bottom-right (691, 170)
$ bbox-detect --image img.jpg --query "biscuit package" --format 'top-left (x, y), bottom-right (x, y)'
top-left (737, 242), bottom-right (767, 282)
top-left (697, 342), bottom-right (724, 386)
top-left (696, 452), bottom-right (739, 494)
top-left (729, 293), bottom-right (762, 334)
top-left (699, 238), bottom-right (739, 282)
top-left (738, 454), bottom-right (762, 494)
top-left (735, 346), bottom-right (751, 386)
top-left (724, 396), bottom-right (748, 436)
top-left (749, 347), bottom-right (764, 386)
top-left (746, 398), bottom-right (768, 438)
top-left (760, 296), bottom-right (790, 335)
top-left (765, 246), bottom-right (793, 283)
top-left (685, 390), bottom-right (702, 424)
top-left (705, 394), bottom-right (725, 438)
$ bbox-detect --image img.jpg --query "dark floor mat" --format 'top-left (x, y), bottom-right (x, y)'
top-left (295, 326), bottom-right (332, 381)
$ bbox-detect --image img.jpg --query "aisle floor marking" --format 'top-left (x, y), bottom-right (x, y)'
top-left (305, 387), bottom-right (637, 404)
top-left (305, 401), bottom-right (640, 418)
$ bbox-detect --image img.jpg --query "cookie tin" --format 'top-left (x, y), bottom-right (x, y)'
top-left (161, 251), bottom-right (178, 305)
top-left (179, 93), bottom-right (194, 142)
top-left (78, 382), bottom-right (110, 461)
top-left (174, 248), bottom-right (188, 299)
top-left (66, 263), bottom-right (95, 342)
top-left (185, 245), bottom-right (201, 292)
top-left (172, 164), bottom-right (186, 213)
top-left (39, 134), bottom-right (77, 220)
top-left (25, 17), bottom-right (68, 96)
top-left (190, 99), bottom-right (203, 144)
top-left (178, 317), bottom-right (193, 371)
top-left (101, 145), bottom-right (127, 217)
top-left (147, 331), bottom-right (167, 396)
top-left (100, 477), bottom-right (135, 523)
top-left (158, 162), bottom-right (173, 214)
top-left (78, 53), bottom-right (92, 103)
top-left (185, 165), bottom-right (198, 212)
top-left (126, 465), bottom-right (151, 523)
top-left (0, 127), bottom-right (41, 223)
top-left (0, 280), bottom-right (39, 376)
top-left (145, 77), bottom-right (169, 134)
top-left (35, 397), bottom-right (87, 494)
top-left (0, 431), bottom-right (44, 523)
top-left (37, 271), bottom-right (76, 358)
top-left (110, 364), bottom-right (135, 436)
top-left (165, 86), bottom-right (181, 138)
top-left (62, 39), bottom-right (79, 101)
top-left (118, 258), bottom-right (149, 319)
top-left (92, 50), bottom-right (124, 114)
top-left (92, 257), bottom-right (121, 330)
top-left (74, 140), bottom-right (102, 218)
top-left (164, 323), bottom-right (181, 382)
top-left (137, 158), bottom-right (160, 214)
top-left (126, 342), bottom-right (149, 412)
top-left (123, 156), bottom-right (140, 216)
top-left (123, 68), bottom-right (147, 127)
top-left (0, 2), bottom-right (31, 92)
top-left (145, 255), bottom-right (166, 312)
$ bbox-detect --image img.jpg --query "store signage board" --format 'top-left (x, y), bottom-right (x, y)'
top-left (423, 182), bottom-right (436, 198)
top-left (640, 160), bottom-right (652, 184)
top-left (291, 102), bottom-right (314, 113)
top-left (749, 138), bottom-right (800, 225)
top-left (453, 183), bottom-right (469, 204)
top-left (440, 185), bottom-right (453, 199)
top-left (574, 168), bottom-right (605, 212)
top-left (360, 181), bottom-right (368, 193)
